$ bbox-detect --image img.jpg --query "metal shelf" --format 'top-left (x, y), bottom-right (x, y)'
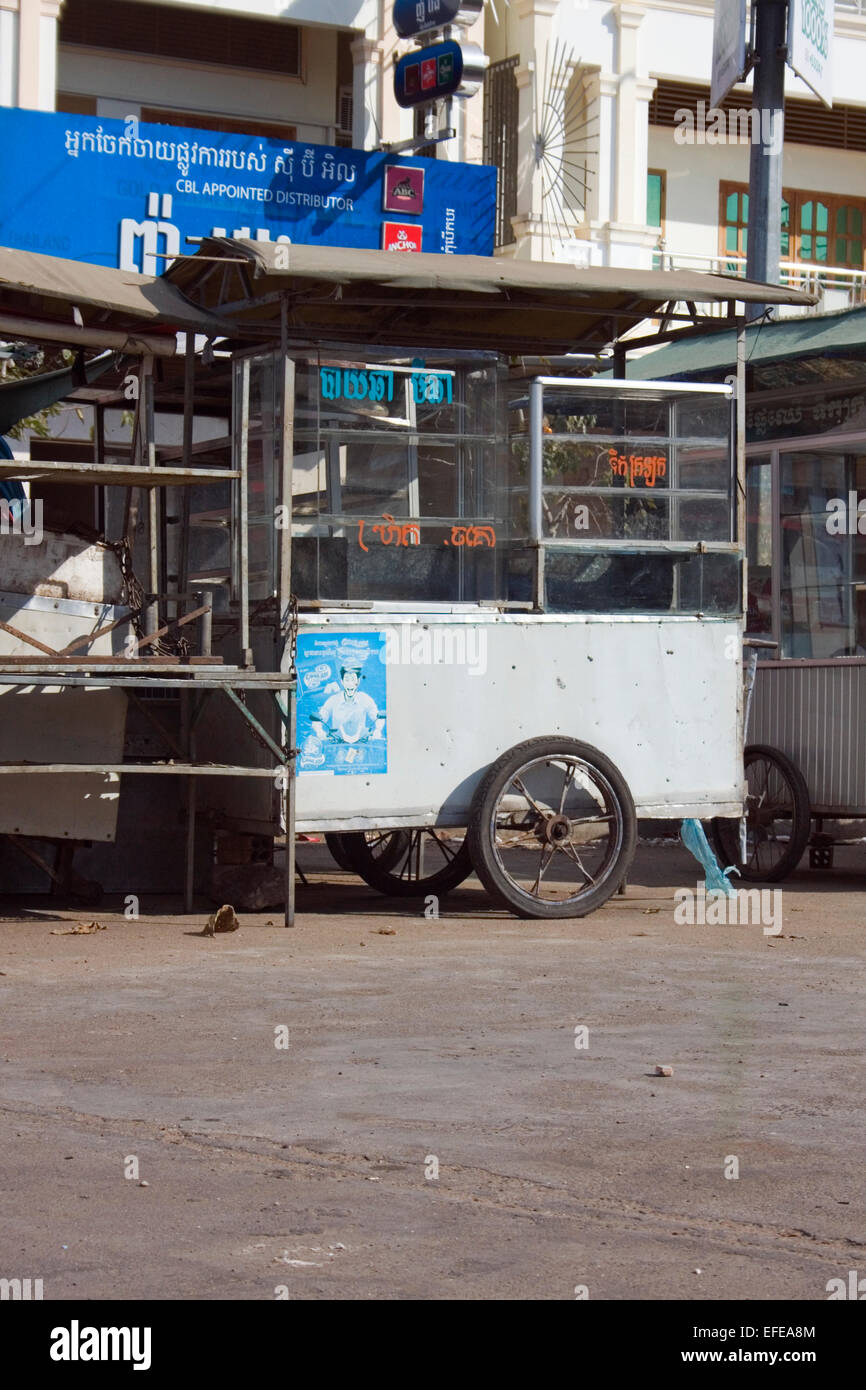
top-left (0, 460), bottom-right (239, 487)
top-left (0, 762), bottom-right (280, 776)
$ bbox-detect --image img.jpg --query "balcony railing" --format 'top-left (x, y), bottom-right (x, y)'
top-left (656, 249), bottom-right (866, 314)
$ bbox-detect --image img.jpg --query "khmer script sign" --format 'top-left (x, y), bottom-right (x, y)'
top-left (0, 108), bottom-right (496, 271)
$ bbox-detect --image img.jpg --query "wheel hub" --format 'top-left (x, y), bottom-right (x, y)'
top-left (543, 813), bottom-right (571, 846)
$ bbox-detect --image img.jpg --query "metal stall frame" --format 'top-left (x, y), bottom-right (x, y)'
top-left (0, 350), bottom-right (297, 925)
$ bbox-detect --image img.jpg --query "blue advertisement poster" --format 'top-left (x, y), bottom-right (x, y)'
top-left (296, 632), bottom-right (388, 777)
top-left (0, 108), bottom-right (496, 270)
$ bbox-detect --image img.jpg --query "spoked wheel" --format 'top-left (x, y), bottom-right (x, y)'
top-left (342, 827), bottom-right (473, 898)
top-left (326, 830), bottom-right (409, 876)
top-left (468, 736), bottom-right (636, 919)
top-left (711, 743), bottom-right (811, 883)
top-left (324, 833), bottom-right (355, 871)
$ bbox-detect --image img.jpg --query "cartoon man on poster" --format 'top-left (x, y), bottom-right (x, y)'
top-left (311, 660), bottom-right (384, 746)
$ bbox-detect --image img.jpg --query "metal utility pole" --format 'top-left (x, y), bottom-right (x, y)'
top-left (745, 0), bottom-right (788, 318)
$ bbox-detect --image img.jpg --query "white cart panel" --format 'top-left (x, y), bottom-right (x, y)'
top-left (292, 613), bottom-right (743, 830)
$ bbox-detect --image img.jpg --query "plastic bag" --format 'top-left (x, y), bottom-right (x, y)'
top-left (680, 817), bottom-right (739, 897)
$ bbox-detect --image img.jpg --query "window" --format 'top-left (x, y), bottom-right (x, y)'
top-left (140, 108), bottom-right (296, 141)
top-left (721, 182), bottom-right (866, 272)
top-left (745, 456), bottom-right (774, 636)
top-left (59, 0), bottom-right (302, 79)
top-left (483, 57), bottom-right (519, 250)
top-left (746, 448), bottom-right (866, 657)
top-left (780, 451), bottom-right (866, 657)
top-left (647, 170), bottom-right (665, 269)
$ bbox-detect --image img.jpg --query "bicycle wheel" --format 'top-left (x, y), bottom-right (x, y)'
top-left (343, 827), bottom-right (473, 898)
top-left (467, 736), bottom-right (636, 919)
top-left (711, 743), bottom-right (811, 883)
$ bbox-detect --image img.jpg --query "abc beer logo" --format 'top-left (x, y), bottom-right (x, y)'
top-left (382, 222), bottom-right (423, 252)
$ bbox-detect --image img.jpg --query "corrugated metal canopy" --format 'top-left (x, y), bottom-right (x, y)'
top-left (607, 304), bottom-right (866, 381)
top-left (0, 244), bottom-right (227, 351)
top-left (164, 238), bottom-right (817, 356)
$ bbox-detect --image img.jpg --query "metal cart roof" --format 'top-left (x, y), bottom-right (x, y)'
top-left (162, 238), bottom-right (816, 356)
top-left (0, 238), bottom-right (816, 359)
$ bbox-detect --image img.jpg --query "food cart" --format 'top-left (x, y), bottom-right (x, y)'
top-left (0, 241), bottom-right (813, 919)
top-left (164, 241), bottom-right (814, 918)
top-left (611, 309), bottom-right (866, 882)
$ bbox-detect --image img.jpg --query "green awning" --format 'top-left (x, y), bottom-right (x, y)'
top-left (620, 305), bottom-right (866, 381)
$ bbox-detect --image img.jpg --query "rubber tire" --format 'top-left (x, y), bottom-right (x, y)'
top-left (467, 735), bottom-right (637, 919)
top-left (343, 828), bottom-right (474, 898)
top-left (324, 833), bottom-right (354, 871)
top-left (711, 743), bottom-right (811, 883)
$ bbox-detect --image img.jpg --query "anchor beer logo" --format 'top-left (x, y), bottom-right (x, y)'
top-left (382, 222), bottom-right (423, 252)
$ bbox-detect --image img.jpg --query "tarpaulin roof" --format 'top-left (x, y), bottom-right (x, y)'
top-left (0, 351), bottom-right (120, 435)
top-left (163, 239), bottom-right (817, 356)
top-left (0, 244), bottom-right (227, 353)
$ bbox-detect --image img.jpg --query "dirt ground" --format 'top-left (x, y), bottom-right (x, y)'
top-left (0, 840), bottom-right (864, 1301)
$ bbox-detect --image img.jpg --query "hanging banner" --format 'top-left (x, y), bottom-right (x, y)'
top-left (787, 0), bottom-right (834, 108)
top-left (0, 108), bottom-right (497, 270)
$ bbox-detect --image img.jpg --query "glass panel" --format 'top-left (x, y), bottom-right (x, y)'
top-left (531, 389), bottom-right (732, 543)
top-left (675, 399), bottom-right (729, 441)
top-left (678, 445), bottom-right (730, 489)
top-left (246, 354), bottom-right (279, 601)
top-left (677, 497), bottom-right (732, 541)
top-left (801, 201), bottom-right (813, 232)
top-left (746, 456), bottom-right (773, 636)
top-left (293, 352), bottom-right (521, 603)
top-left (544, 551), bottom-right (739, 616)
top-left (779, 451), bottom-right (866, 656)
top-left (726, 191), bottom-right (739, 222)
top-left (781, 199), bottom-right (790, 258)
top-left (540, 438), bottom-right (669, 488)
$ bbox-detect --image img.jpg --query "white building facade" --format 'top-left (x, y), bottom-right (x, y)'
top-left (0, 0), bottom-right (485, 165)
top-left (484, 0), bottom-right (866, 309)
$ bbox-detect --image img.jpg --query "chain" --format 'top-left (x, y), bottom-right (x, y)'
top-left (286, 593), bottom-right (299, 678)
top-left (111, 537), bottom-right (145, 638)
top-left (108, 538), bottom-right (188, 658)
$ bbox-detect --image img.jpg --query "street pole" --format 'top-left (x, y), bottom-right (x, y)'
top-left (745, 0), bottom-right (788, 319)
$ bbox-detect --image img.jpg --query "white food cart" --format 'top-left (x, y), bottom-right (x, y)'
top-left (0, 241), bottom-right (814, 919)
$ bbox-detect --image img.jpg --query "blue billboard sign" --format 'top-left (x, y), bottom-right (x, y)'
top-left (0, 108), bottom-right (496, 271)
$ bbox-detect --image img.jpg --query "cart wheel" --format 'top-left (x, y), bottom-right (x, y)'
top-left (711, 744), bottom-right (811, 883)
top-left (326, 830), bottom-right (408, 875)
top-left (467, 736), bottom-right (636, 919)
top-left (324, 833), bottom-right (354, 871)
top-left (342, 828), bottom-right (473, 898)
